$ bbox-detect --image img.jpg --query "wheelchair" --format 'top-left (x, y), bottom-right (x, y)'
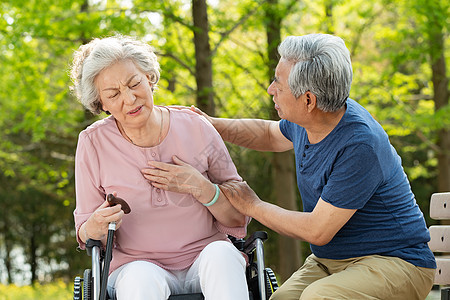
top-left (73, 230), bottom-right (279, 300)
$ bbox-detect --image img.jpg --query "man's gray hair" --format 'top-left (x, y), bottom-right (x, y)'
top-left (70, 35), bottom-right (160, 115)
top-left (278, 34), bottom-right (353, 112)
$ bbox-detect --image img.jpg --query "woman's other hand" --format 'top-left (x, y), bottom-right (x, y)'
top-left (81, 194), bottom-right (124, 243)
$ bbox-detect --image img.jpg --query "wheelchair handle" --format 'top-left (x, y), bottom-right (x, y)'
top-left (243, 231), bottom-right (268, 254)
top-left (84, 239), bottom-right (103, 300)
top-left (242, 231), bottom-right (268, 300)
top-left (86, 239), bottom-right (103, 257)
top-left (255, 238), bottom-right (266, 300)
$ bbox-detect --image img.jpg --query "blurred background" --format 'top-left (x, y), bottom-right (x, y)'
top-left (0, 0), bottom-right (448, 297)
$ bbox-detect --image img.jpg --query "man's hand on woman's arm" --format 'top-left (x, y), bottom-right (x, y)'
top-left (220, 181), bottom-right (356, 246)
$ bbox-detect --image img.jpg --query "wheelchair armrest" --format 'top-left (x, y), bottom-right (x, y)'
top-left (229, 236), bottom-right (245, 252)
top-left (86, 239), bottom-right (103, 257)
top-left (243, 231), bottom-right (268, 255)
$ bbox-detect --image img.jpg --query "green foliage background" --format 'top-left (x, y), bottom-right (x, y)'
top-left (0, 0), bottom-right (448, 288)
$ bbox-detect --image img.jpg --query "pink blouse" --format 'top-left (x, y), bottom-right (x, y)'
top-left (73, 107), bottom-right (247, 273)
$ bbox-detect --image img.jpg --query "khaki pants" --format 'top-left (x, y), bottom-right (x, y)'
top-left (270, 254), bottom-right (435, 300)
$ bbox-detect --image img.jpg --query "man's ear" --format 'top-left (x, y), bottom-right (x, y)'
top-left (305, 91), bottom-right (317, 113)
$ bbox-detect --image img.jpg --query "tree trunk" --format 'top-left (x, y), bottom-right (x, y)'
top-left (29, 226), bottom-right (38, 284)
top-left (431, 43), bottom-right (450, 193)
top-left (1, 216), bottom-right (13, 284)
top-left (427, 7), bottom-right (449, 193)
top-left (271, 151), bottom-right (302, 281)
top-left (265, 0), bottom-right (302, 283)
top-left (192, 0), bottom-right (215, 116)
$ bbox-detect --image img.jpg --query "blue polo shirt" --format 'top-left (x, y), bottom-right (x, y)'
top-left (279, 98), bottom-right (436, 269)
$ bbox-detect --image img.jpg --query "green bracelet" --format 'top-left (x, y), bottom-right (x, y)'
top-left (203, 184), bottom-right (220, 207)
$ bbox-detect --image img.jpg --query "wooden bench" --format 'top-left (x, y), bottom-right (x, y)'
top-left (429, 192), bottom-right (450, 299)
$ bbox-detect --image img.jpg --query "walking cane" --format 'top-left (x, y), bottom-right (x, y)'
top-left (99, 194), bottom-right (131, 300)
top-left (99, 221), bottom-right (116, 300)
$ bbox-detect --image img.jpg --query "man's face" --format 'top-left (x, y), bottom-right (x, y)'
top-left (267, 58), bottom-right (301, 121)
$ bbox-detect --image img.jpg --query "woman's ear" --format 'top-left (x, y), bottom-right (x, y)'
top-left (146, 74), bottom-right (153, 84)
top-left (146, 74), bottom-right (154, 92)
top-left (99, 100), bottom-right (110, 115)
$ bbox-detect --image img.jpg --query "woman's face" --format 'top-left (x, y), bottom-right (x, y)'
top-left (96, 59), bottom-right (155, 129)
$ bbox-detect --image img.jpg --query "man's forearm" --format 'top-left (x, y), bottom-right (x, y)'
top-left (248, 198), bottom-right (356, 246)
top-left (210, 117), bottom-right (279, 151)
top-left (249, 200), bottom-right (311, 242)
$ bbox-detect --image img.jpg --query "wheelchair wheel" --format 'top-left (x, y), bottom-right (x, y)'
top-left (264, 268), bottom-right (278, 299)
top-left (74, 276), bottom-right (82, 300)
top-left (83, 269), bottom-right (92, 300)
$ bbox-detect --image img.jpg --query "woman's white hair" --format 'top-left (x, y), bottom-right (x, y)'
top-left (278, 34), bottom-right (353, 112)
top-left (70, 35), bottom-right (160, 115)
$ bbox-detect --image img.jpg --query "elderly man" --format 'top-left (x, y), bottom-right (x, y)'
top-left (194, 34), bottom-right (436, 299)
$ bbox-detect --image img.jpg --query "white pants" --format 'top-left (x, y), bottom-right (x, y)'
top-left (107, 241), bottom-right (249, 300)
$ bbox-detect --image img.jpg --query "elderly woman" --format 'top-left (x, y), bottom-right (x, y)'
top-left (71, 35), bottom-right (250, 300)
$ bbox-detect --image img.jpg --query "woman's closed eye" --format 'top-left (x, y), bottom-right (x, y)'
top-left (106, 91), bottom-right (119, 99)
top-left (130, 80), bottom-right (141, 88)
top-left (104, 79), bottom-right (141, 100)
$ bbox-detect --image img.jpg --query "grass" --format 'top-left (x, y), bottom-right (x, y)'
top-left (0, 281), bottom-right (441, 299)
top-left (0, 282), bottom-right (72, 300)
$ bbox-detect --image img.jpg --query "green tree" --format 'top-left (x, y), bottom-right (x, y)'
top-left (0, 0), bottom-right (447, 286)
top-left (0, 0), bottom-right (153, 283)
top-left (262, 0), bottom-right (303, 282)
